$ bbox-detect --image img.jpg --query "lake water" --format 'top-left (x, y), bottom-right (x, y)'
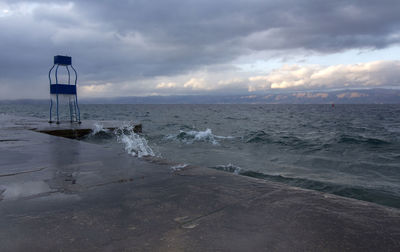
top-left (1, 103), bottom-right (400, 208)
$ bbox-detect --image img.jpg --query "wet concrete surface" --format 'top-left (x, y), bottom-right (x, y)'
top-left (0, 114), bottom-right (400, 251)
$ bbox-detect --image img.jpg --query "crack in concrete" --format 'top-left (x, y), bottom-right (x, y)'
top-left (0, 188), bottom-right (4, 201)
top-left (180, 204), bottom-right (231, 229)
top-left (178, 192), bottom-right (277, 229)
top-left (88, 177), bottom-right (136, 189)
top-left (0, 167), bottom-right (47, 177)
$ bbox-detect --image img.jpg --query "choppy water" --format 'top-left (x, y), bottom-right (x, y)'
top-left (1, 104), bottom-right (400, 208)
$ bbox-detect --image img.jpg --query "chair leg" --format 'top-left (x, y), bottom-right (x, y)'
top-left (75, 95), bottom-right (81, 123)
top-left (56, 94), bottom-right (60, 124)
top-left (49, 98), bottom-right (53, 123)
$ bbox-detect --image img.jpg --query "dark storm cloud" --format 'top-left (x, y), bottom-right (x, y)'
top-left (76, 0), bottom-right (400, 51)
top-left (1, 0), bottom-right (400, 98)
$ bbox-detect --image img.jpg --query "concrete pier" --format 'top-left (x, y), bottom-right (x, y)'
top-left (1, 114), bottom-right (400, 251)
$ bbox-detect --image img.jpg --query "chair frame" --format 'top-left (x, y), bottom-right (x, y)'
top-left (48, 55), bottom-right (81, 124)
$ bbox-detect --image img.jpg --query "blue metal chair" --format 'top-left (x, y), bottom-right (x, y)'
top-left (48, 55), bottom-right (81, 124)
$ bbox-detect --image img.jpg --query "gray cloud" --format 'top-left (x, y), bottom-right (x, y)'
top-left (76, 0), bottom-right (400, 51)
top-left (1, 0), bottom-right (400, 98)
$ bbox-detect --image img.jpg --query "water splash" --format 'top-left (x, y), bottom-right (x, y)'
top-left (91, 122), bottom-right (108, 135)
top-left (114, 124), bottom-right (154, 158)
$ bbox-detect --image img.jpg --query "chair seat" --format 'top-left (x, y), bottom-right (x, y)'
top-left (50, 84), bottom-right (76, 95)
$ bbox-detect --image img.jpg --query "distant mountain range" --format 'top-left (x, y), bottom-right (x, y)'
top-left (80, 88), bottom-right (400, 104)
top-left (1, 88), bottom-right (400, 104)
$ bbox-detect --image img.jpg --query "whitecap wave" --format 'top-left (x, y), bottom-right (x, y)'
top-left (114, 124), bottom-right (155, 158)
top-left (170, 163), bottom-right (188, 171)
top-left (166, 128), bottom-right (233, 145)
top-left (212, 163), bottom-right (242, 175)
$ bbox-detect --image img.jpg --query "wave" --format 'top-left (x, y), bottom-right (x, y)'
top-left (166, 128), bottom-right (234, 145)
top-left (244, 130), bottom-right (313, 149)
top-left (113, 124), bottom-right (155, 158)
top-left (338, 134), bottom-right (390, 146)
top-left (225, 116), bottom-right (249, 120)
top-left (244, 130), bottom-right (393, 151)
top-left (222, 169), bottom-right (400, 209)
top-left (245, 130), bottom-right (272, 143)
top-left (171, 163), bottom-right (188, 171)
top-left (211, 163), bottom-right (242, 175)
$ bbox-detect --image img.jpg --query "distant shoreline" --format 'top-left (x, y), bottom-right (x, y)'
top-left (1, 88), bottom-right (400, 104)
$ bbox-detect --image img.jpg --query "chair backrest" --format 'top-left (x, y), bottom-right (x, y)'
top-left (54, 55), bottom-right (71, 66)
top-left (49, 55), bottom-right (78, 95)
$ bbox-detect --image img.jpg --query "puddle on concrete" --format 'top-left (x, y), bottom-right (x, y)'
top-left (0, 181), bottom-right (53, 200)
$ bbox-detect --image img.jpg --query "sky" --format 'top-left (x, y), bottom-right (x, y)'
top-left (1, 0), bottom-right (400, 99)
